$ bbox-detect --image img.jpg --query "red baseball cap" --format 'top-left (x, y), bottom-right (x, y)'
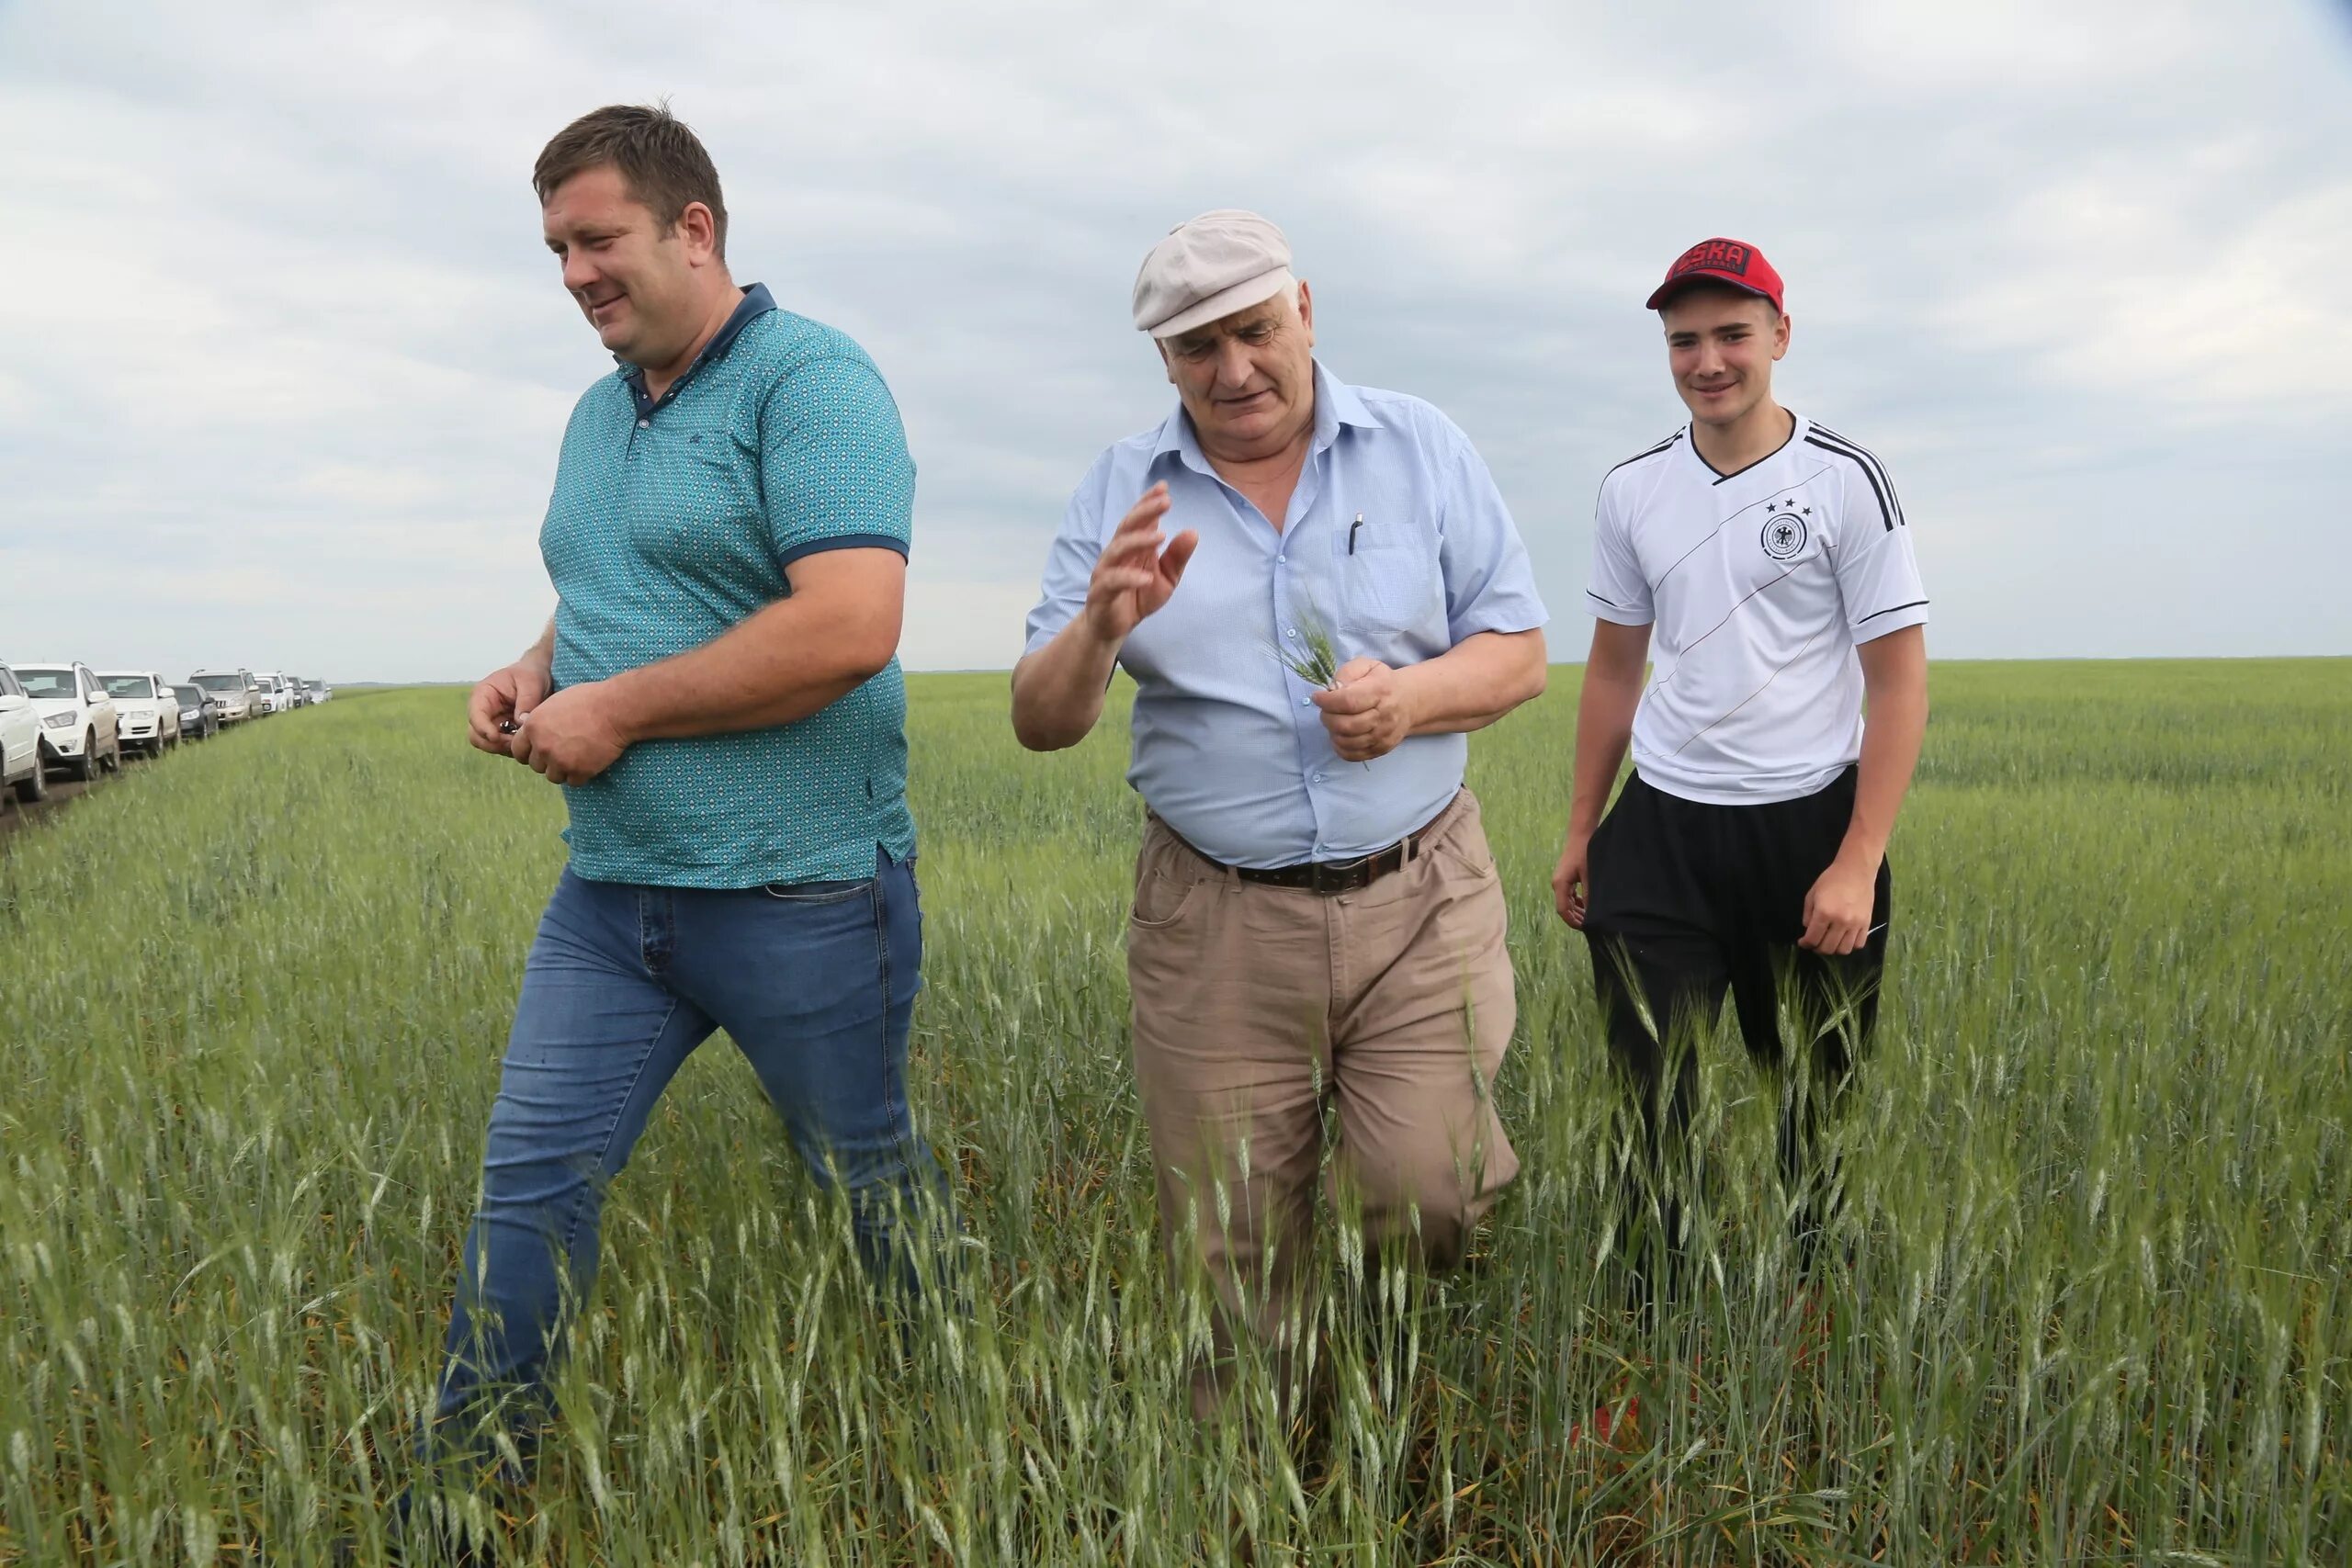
top-left (1645, 237), bottom-right (1784, 312)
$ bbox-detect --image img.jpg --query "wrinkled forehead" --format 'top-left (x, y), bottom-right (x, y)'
top-left (1162, 292), bottom-right (1293, 355)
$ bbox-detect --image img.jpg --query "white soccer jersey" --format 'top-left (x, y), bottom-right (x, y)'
top-left (1585, 415), bottom-right (1928, 806)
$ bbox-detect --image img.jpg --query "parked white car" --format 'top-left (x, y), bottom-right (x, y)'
top-left (257, 673), bottom-right (292, 714)
top-left (189, 669), bottom-right (256, 724)
top-left (15, 661), bottom-right (121, 782)
top-left (0, 662), bottom-right (46, 805)
top-left (99, 671), bottom-right (182, 756)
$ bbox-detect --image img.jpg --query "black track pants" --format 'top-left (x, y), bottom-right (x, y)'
top-left (1579, 766), bottom-right (1889, 1293)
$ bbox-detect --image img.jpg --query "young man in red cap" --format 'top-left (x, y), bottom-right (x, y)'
top-left (1552, 238), bottom-right (1929, 1307)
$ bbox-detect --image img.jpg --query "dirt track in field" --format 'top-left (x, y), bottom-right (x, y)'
top-left (1, 753), bottom-right (147, 842)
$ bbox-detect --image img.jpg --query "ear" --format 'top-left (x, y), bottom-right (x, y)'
top-left (1295, 278), bottom-right (1315, 346)
top-left (1158, 339), bottom-right (1176, 387)
top-left (1771, 310), bottom-right (1792, 360)
top-left (676, 200), bottom-right (720, 265)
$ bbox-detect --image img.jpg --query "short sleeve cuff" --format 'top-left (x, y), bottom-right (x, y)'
top-left (775, 533), bottom-right (910, 569)
top-left (1850, 599), bottom-right (1929, 642)
top-left (1586, 591), bottom-right (1653, 627)
top-left (1022, 596), bottom-right (1088, 660)
top-left (1447, 586), bottom-right (1551, 641)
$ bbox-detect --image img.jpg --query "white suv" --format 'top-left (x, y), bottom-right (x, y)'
top-left (0, 662), bottom-right (46, 806)
top-left (99, 671), bottom-right (182, 757)
top-left (15, 661), bottom-right (121, 782)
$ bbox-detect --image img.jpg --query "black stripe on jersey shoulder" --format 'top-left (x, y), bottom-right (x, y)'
top-left (1604, 428), bottom-right (1683, 478)
top-left (1809, 425), bottom-right (1903, 521)
top-left (1856, 598), bottom-right (1929, 625)
top-left (1805, 426), bottom-right (1905, 529)
top-left (1804, 433), bottom-right (1900, 532)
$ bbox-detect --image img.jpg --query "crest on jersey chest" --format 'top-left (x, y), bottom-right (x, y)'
top-left (1758, 493), bottom-right (1815, 561)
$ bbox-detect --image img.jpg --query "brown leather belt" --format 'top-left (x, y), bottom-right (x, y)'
top-left (1235, 846), bottom-right (1406, 895)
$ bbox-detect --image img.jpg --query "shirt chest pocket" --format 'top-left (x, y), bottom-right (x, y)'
top-left (1336, 537), bottom-right (1442, 638)
top-left (628, 426), bottom-right (768, 566)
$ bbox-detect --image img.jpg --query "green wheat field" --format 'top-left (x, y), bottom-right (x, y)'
top-left (4, 661), bottom-right (2348, 1565)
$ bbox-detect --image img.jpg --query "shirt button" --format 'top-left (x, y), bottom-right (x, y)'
top-left (638, 419), bottom-right (650, 428)
top-left (1285, 627), bottom-right (1297, 638)
top-left (1300, 697), bottom-right (1312, 707)
top-left (1312, 773), bottom-right (1326, 783)
top-left (1276, 554), bottom-right (1286, 563)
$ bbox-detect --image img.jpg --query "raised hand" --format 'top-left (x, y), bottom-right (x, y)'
top-left (1082, 484), bottom-right (1199, 644)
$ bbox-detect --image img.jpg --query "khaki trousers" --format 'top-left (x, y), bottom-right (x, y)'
top-left (1125, 788), bottom-right (1520, 1416)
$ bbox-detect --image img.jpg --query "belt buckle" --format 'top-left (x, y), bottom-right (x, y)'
top-left (1310, 854), bottom-right (1369, 895)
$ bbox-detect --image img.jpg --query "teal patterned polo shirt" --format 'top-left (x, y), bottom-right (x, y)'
top-left (539, 283), bottom-right (918, 888)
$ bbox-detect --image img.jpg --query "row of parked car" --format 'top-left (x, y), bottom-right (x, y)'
top-left (0, 662), bottom-right (333, 804)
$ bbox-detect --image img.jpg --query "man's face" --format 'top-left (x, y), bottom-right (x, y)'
top-left (541, 164), bottom-right (709, 368)
top-left (1158, 284), bottom-right (1317, 457)
top-left (1661, 288), bottom-right (1790, 427)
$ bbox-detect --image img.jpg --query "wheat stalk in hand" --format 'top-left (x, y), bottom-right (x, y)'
top-left (1270, 612), bottom-right (1343, 689)
top-left (1267, 605), bottom-right (1372, 768)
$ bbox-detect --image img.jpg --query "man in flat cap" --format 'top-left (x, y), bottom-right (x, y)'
top-left (1012, 209), bottom-right (1550, 1416)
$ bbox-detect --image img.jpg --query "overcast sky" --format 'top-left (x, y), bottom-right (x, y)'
top-left (4, 0), bottom-right (2348, 681)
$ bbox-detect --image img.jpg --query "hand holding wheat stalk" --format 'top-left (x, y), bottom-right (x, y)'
top-left (1268, 604), bottom-right (1374, 768)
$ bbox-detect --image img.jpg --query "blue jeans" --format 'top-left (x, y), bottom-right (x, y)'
top-left (428, 847), bottom-right (949, 1455)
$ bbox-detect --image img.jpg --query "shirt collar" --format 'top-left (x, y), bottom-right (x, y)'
top-left (616, 281), bottom-right (777, 401)
top-left (1314, 366), bottom-right (1381, 442)
top-left (1148, 360), bottom-right (1382, 476)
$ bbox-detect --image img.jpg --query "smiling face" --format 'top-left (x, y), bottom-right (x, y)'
top-left (1660, 285), bottom-right (1791, 429)
top-left (1158, 282), bottom-right (1317, 462)
top-left (540, 163), bottom-right (719, 371)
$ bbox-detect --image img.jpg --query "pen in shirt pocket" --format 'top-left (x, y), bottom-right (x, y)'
top-left (1348, 513), bottom-right (1364, 555)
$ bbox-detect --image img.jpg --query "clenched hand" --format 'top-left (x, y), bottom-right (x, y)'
top-left (1552, 830), bottom-right (1592, 928)
top-left (1799, 852), bottom-right (1878, 954)
top-left (508, 682), bottom-right (631, 784)
top-left (468, 659), bottom-right (551, 755)
top-left (1312, 658), bottom-right (1417, 762)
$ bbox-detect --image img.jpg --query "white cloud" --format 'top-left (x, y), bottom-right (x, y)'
top-left (1939, 176), bottom-right (2347, 421)
top-left (1830, 0), bottom-right (2212, 85)
top-left (2, 0), bottom-right (2348, 684)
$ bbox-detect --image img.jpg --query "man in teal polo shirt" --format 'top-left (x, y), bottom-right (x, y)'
top-left (429, 103), bottom-right (951, 1476)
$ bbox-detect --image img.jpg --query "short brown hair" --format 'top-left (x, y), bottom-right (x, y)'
top-left (534, 102), bottom-right (729, 260)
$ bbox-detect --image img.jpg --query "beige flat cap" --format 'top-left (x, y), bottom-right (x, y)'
top-left (1132, 209), bottom-right (1295, 339)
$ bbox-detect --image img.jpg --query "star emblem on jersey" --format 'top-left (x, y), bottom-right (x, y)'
top-left (1760, 497), bottom-right (1810, 561)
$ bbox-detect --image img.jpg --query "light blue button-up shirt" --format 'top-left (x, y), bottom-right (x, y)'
top-left (1023, 364), bottom-right (1547, 868)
